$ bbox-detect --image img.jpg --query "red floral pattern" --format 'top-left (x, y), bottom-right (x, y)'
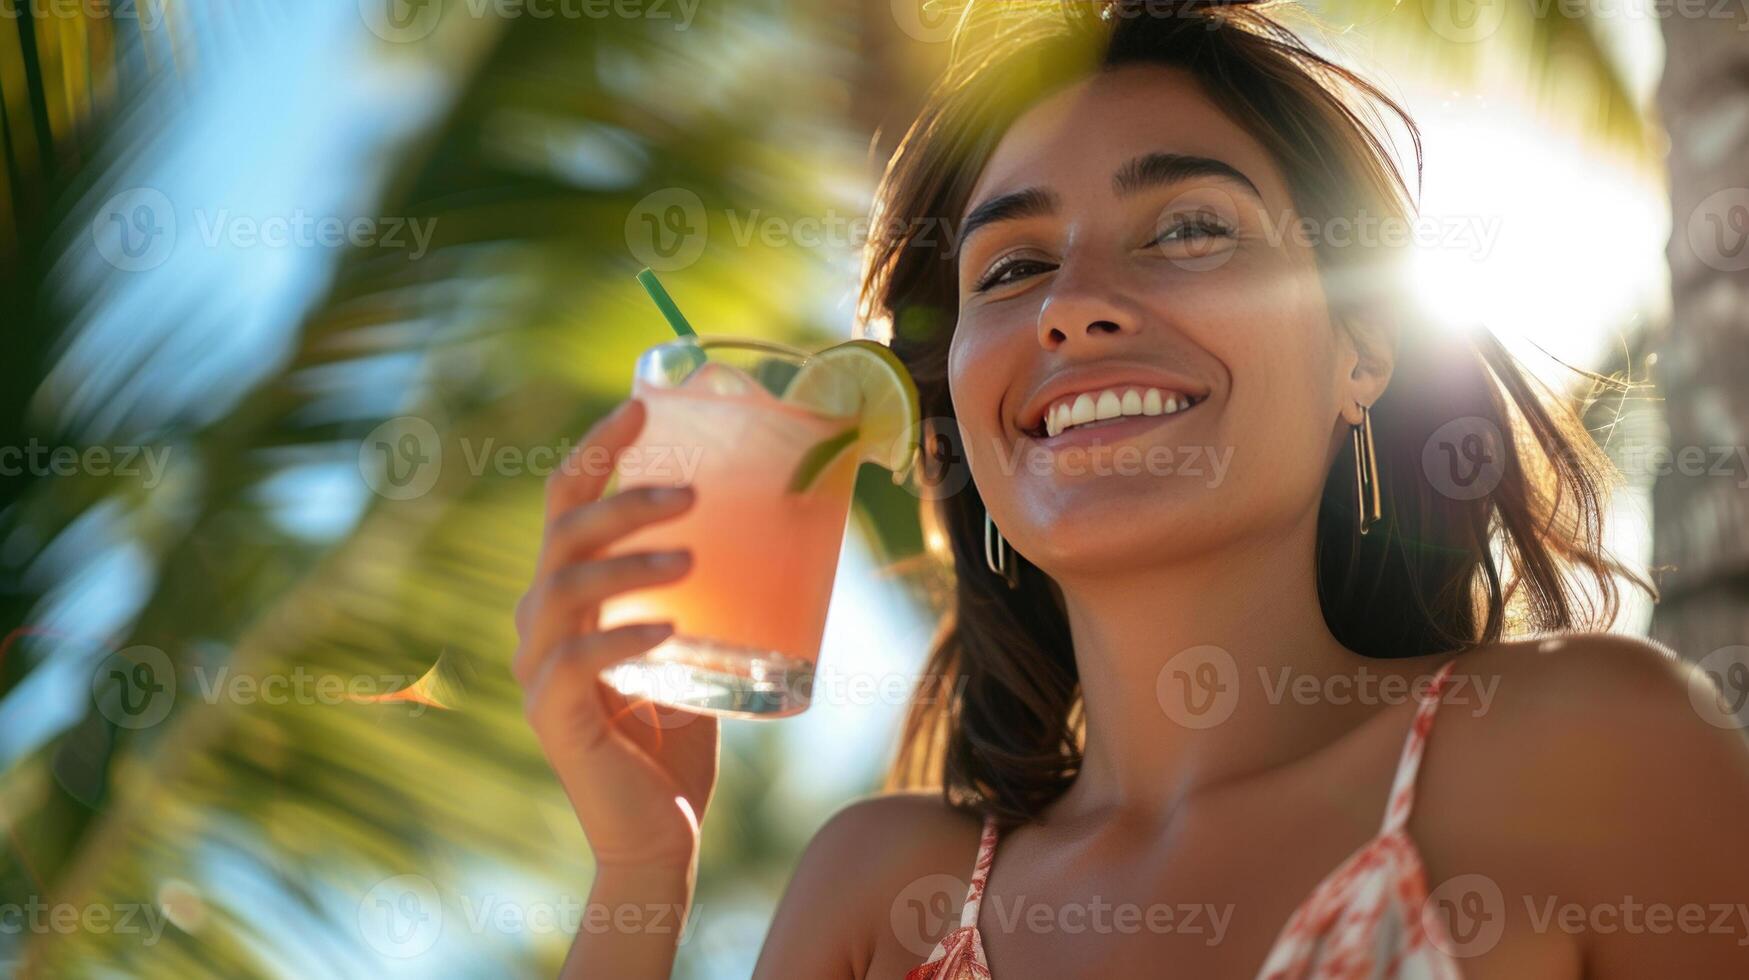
top-left (907, 660), bottom-right (1462, 980)
top-left (905, 818), bottom-right (998, 979)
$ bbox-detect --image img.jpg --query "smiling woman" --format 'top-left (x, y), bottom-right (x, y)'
top-left (511, 1), bottom-right (1749, 978)
top-left (760, 0), bottom-right (1742, 977)
top-left (863, 0), bottom-right (1648, 821)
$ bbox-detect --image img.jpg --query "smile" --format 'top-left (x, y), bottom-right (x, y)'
top-left (1022, 388), bottom-right (1207, 446)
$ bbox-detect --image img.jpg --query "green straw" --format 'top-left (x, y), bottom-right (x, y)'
top-left (636, 268), bottom-right (699, 339)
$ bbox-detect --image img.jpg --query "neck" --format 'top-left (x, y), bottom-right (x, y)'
top-left (1047, 511), bottom-right (1370, 824)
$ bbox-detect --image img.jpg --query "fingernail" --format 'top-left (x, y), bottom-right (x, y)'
top-left (652, 485), bottom-right (692, 504)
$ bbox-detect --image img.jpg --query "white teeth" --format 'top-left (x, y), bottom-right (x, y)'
top-left (1071, 393), bottom-right (1096, 426)
top-left (1037, 385), bottom-right (1197, 438)
top-left (1095, 391), bottom-right (1121, 421)
top-left (1046, 402), bottom-right (1068, 437)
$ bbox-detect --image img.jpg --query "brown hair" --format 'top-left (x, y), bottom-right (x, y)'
top-left (862, 0), bottom-right (1653, 826)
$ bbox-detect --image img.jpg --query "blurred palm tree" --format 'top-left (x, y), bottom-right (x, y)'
top-left (0, 1), bottom-right (1700, 978)
top-left (1, 2), bottom-right (914, 976)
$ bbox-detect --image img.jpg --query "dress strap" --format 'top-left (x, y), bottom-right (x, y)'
top-left (958, 814), bottom-right (1000, 929)
top-left (1379, 658), bottom-right (1458, 836)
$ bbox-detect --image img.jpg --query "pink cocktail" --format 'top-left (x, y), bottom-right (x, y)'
top-left (597, 337), bottom-right (862, 718)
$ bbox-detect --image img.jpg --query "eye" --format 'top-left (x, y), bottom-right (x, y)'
top-left (1149, 213), bottom-right (1236, 247)
top-left (973, 255), bottom-right (1057, 293)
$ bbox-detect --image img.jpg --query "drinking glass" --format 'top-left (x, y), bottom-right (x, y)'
top-left (595, 336), bottom-right (862, 718)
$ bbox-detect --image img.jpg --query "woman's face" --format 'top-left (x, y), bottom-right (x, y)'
top-left (949, 63), bottom-right (1381, 576)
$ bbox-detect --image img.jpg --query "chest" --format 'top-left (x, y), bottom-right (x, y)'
top-left (971, 803), bottom-right (1390, 978)
top-left (868, 777), bottom-right (1579, 979)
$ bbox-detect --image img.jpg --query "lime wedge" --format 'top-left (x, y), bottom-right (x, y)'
top-left (786, 424), bottom-right (859, 493)
top-left (782, 339), bottom-right (922, 487)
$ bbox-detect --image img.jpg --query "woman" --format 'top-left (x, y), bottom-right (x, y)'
top-left (514, 2), bottom-right (1749, 976)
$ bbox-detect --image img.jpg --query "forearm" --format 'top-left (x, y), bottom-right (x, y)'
top-left (560, 864), bottom-right (695, 979)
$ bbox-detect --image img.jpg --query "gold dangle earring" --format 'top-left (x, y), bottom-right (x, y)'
top-left (1352, 403), bottom-right (1381, 535)
top-left (983, 510), bottom-right (1020, 589)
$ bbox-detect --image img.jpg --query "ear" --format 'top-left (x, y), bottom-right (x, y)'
top-left (1335, 313), bottom-right (1396, 426)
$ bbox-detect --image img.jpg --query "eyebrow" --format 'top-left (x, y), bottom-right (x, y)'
top-left (959, 187), bottom-right (1059, 248)
top-left (1113, 152), bottom-right (1263, 201)
top-left (958, 152), bottom-right (1264, 250)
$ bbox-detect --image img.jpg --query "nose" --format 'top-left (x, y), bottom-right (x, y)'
top-left (1035, 256), bottom-right (1145, 351)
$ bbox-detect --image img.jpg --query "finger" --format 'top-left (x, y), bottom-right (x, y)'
top-left (539, 484), bottom-right (695, 576)
top-left (545, 398), bottom-right (647, 519)
top-left (513, 551), bottom-right (692, 681)
top-left (548, 550), bottom-right (692, 613)
top-left (520, 621), bottom-right (676, 714)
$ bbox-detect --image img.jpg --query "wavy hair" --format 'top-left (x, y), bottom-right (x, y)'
top-left (862, 0), bottom-right (1653, 826)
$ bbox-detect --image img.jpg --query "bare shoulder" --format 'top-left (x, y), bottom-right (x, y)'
top-left (1413, 633), bottom-right (1749, 973)
top-left (1434, 631), bottom-right (1739, 763)
top-left (753, 790), bottom-right (985, 979)
top-left (1421, 632), bottom-right (1747, 826)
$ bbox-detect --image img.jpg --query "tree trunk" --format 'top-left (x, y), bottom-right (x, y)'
top-left (1651, 12), bottom-right (1749, 719)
